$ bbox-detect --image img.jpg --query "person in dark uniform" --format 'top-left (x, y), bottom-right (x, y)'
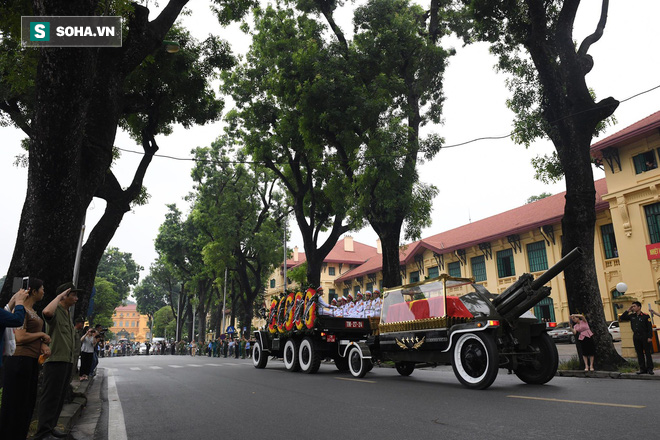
top-left (620, 301), bottom-right (654, 375)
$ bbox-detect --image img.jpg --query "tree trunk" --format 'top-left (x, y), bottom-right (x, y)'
top-left (0, 1), bottom-right (189, 311)
top-left (372, 226), bottom-right (403, 289)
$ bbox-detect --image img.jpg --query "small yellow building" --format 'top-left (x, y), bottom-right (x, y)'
top-left (110, 304), bottom-right (151, 342)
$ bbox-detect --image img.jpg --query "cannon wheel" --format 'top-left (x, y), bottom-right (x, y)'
top-left (348, 345), bottom-right (371, 378)
top-left (252, 340), bottom-right (268, 369)
top-left (395, 362), bottom-right (415, 377)
top-left (299, 337), bottom-right (321, 374)
top-left (451, 332), bottom-right (498, 390)
top-left (334, 354), bottom-right (349, 372)
top-left (514, 333), bottom-right (558, 385)
top-left (283, 339), bottom-right (300, 372)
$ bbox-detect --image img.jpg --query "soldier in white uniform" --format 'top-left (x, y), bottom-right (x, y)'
top-left (330, 298), bottom-right (338, 316)
top-left (372, 289), bottom-right (382, 317)
top-left (354, 292), bottom-right (366, 318)
top-left (315, 286), bottom-right (336, 316)
top-left (345, 294), bottom-right (356, 317)
top-left (364, 291), bottom-right (374, 318)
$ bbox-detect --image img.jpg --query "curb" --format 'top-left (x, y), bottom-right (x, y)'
top-left (557, 369), bottom-right (660, 380)
top-left (57, 376), bottom-right (91, 439)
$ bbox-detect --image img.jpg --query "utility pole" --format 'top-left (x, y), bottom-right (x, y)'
top-left (221, 267), bottom-right (228, 336)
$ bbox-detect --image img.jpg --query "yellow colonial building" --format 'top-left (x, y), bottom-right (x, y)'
top-left (110, 304), bottom-right (151, 342)
top-left (334, 111), bottom-right (660, 327)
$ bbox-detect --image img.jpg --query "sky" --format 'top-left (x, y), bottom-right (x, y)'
top-left (1, 1), bottom-right (659, 279)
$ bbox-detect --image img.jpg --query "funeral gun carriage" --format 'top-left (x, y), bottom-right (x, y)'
top-left (252, 248), bottom-right (582, 390)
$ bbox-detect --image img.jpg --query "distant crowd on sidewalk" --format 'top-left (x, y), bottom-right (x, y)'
top-left (142, 335), bottom-right (254, 359)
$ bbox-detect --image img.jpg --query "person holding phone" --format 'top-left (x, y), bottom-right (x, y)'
top-left (79, 327), bottom-right (96, 381)
top-left (570, 313), bottom-right (595, 371)
top-left (0, 289), bottom-right (29, 367)
top-left (0, 278), bottom-right (50, 440)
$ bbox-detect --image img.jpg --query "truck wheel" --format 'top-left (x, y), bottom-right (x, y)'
top-left (283, 339), bottom-right (300, 372)
top-left (514, 333), bottom-right (558, 385)
top-left (299, 337), bottom-right (321, 374)
top-left (451, 332), bottom-right (498, 390)
top-left (334, 354), bottom-right (349, 372)
top-left (348, 345), bottom-right (371, 378)
top-left (253, 340), bottom-right (268, 369)
top-left (395, 362), bottom-right (415, 377)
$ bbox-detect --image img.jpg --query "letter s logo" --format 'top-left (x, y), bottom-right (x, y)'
top-left (34, 24), bottom-right (46, 39)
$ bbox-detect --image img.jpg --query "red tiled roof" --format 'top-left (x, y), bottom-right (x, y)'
top-left (280, 238), bottom-right (378, 271)
top-left (591, 110), bottom-right (660, 158)
top-left (114, 304), bottom-right (137, 312)
top-left (336, 179), bottom-right (609, 281)
top-left (324, 238), bottom-right (378, 264)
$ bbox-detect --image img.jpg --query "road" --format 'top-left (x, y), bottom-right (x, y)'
top-left (97, 349), bottom-right (654, 440)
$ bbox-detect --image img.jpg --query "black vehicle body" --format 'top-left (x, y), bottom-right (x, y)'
top-left (253, 248), bottom-right (583, 389)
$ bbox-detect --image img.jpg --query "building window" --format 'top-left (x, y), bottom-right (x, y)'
top-left (343, 288), bottom-right (349, 297)
top-left (354, 286), bottom-right (361, 295)
top-left (633, 151), bottom-right (658, 174)
top-left (120, 313), bottom-right (123, 317)
top-left (328, 289), bottom-right (337, 301)
top-left (645, 202), bottom-right (660, 243)
top-left (427, 266), bottom-right (439, 279)
top-left (447, 262), bottom-right (461, 278)
top-left (366, 282), bottom-right (373, 293)
top-left (527, 241), bottom-right (548, 272)
top-left (328, 267), bottom-right (336, 276)
top-left (497, 249), bottom-right (515, 278)
top-left (471, 256), bottom-right (486, 282)
top-left (601, 223), bottom-right (618, 259)
top-left (270, 279), bottom-right (275, 288)
top-left (410, 270), bottom-right (420, 283)
top-left (119, 321), bottom-right (123, 327)
top-left (533, 297), bottom-right (555, 323)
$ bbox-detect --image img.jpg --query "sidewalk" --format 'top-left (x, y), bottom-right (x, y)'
top-left (29, 370), bottom-right (103, 440)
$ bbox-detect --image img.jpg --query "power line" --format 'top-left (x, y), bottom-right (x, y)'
top-left (117, 82), bottom-right (660, 164)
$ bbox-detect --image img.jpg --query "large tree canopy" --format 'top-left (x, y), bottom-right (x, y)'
top-left (0, 0), bottom-right (249, 318)
top-left (225, 0), bottom-right (453, 287)
top-left (460, 0), bottom-right (623, 369)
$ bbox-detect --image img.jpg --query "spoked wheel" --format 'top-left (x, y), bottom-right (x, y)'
top-left (514, 333), bottom-right (558, 385)
top-left (283, 339), bottom-right (300, 372)
top-left (299, 337), bottom-right (321, 374)
top-left (395, 362), bottom-right (415, 377)
top-left (451, 332), bottom-right (499, 390)
top-left (252, 340), bottom-right (268, 369)
top-left (348, 345), bottom-right (371, 378)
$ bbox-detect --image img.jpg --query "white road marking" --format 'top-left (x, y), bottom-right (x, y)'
top-left (107, 369), bottom-right (128, 440)
top-left (168, 365), bottom-right (184, 368)
top-left (188, 364), bottom-right (202, 367)
top-left (129, 367), bottom-right (141, 371)
top-left (149, 366), bottom-right (163, 370)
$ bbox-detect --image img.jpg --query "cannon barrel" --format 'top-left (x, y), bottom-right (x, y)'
top-left (492, 247), bottom-right (583, 320)
top-left (530, 247), bottom-right (584, 290)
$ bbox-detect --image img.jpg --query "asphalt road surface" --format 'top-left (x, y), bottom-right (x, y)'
top-left (100, 351), bottom-right (654, 440)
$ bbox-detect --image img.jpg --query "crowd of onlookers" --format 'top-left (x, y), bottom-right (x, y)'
top-left (0, 281), bottom-right (87, 439)
top-left (0, 279), bottom-right (255, 439)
